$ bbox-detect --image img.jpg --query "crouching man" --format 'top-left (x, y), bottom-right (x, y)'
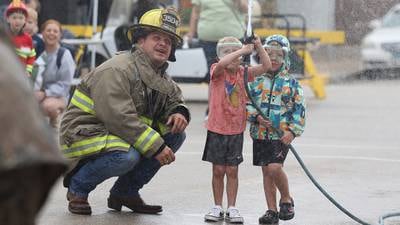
top-left (60, 7), bottom-right (190, 215)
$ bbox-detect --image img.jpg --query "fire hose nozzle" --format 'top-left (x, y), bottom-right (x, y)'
top-left (244, 30), bottom-right (255, 44)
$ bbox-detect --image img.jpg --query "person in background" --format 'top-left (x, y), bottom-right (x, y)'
top-left (25, 0), bottom-right (40, 12)
top-left (0, 23), bottom-right (66, 225)
top-left (24, 6), bottom-right (44, 57)
top-left (186, 0), bottom-right (247, 83)
top-left (202, 35), bottom-right (270, 223)
top-left (33, 19), bottom-right (75, 128)
top-left (5, 0), bottom-right (35, 76)
top-left (247, 34), bottom-right (306, 225)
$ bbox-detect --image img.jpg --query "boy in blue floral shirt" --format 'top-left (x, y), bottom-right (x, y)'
top-left (246, 34), bottom-right (306, 225)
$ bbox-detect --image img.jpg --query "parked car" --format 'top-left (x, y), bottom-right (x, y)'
top-left (361, 4), bottom-right (400, 71)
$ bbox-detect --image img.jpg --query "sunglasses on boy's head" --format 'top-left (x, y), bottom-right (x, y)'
top-left (219, 47), bottom-right (242, 57)
top-left (217, 42), bottom-right (243, 58)
top-left (263, 44), bottom-right (285, 64)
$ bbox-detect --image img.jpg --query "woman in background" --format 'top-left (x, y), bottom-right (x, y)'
top-left (34, 19), bottom-right (75, 128)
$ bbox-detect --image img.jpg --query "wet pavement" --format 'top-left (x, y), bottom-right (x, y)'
top-left (37, 78), bottom-right (400, 225)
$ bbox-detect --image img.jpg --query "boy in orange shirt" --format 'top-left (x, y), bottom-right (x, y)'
top-left (202, 35), bottom-right (271, 223)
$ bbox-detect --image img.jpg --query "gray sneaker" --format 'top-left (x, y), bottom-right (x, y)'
top-left (204, 205), bottom-right (224, 222)
top-left (226, 207), bottom-right (244, 224)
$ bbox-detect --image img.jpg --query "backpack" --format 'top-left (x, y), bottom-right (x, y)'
top-left (32, 47), bottom-right (67, 91)
top-left (56, 47), bottom-right (66, 69)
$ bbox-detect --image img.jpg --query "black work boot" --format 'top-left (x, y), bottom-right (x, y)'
top-left (259, 210), bottom-right (279, 225)
top-left (107, 195), bottom-right (162, 214)
top-left (278, 198), bottom-right (295, 220)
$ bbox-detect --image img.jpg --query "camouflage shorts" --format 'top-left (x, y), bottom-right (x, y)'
top-left (252, 139), bottom-right (289, 166)
top-left (202, 131), bottom-right (244, 166)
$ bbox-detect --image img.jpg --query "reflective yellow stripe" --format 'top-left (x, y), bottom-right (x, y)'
top-left (139, 115), bottom-right (168, 135)
top-left (61, 135), bottom-right (129, 158)
top-left (69, 90), bottom-right (166, 135)
top-left (67, 90), bottom-right (163, 155)
top-left (75, 89), bottom-right (94, 106)
top-left (15, 49), bottom-right (33, 58)
top-left (29, 49), bottom-right (36, 57)
top-left (134, 127), bottom-right (160, 154)
top-left (26, 65), bottom-right (33, 73)
top-left (139, 116), bottom-right (152, 126)
top-left (106, 135), bottom-right (130, 148)
top-left (64, 144), bottom-right (103, 158)
top-left (158, 122), bottom-right (168, 135)
top-left (143, 130), bottom-right (160, 152)
top-left (134, 127), bottom-right (152, 153)
top-left (70, 89), bottom-right (95, 114)
top-left (62, 135), bottom-right (107, 158)
top-left (16, 52), bottom-right (28, 58)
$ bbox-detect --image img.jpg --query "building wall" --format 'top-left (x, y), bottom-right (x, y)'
top-left (335, 0), bottom-right (400, 44)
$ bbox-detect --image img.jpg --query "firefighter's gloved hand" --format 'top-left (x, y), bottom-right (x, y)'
top-left (155, 146), bottom-right (175, 166)
top-left (167, 113), bottom-right (188, 133)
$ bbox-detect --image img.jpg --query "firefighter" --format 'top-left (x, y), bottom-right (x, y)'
top-left (0, 24), bottom-right (66, 225)
top-left (60, 7), bottom-right (190, 215)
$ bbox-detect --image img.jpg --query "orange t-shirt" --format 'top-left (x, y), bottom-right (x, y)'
top-left (206, 64), bottom-right (253, 135)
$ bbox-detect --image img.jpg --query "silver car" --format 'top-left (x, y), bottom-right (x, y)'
top-left (361, 4), bottom-right (400, 70)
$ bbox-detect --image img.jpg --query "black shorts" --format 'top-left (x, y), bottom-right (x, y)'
top-left (253, 139), bottom-right (289, 166)
top-left (202, 131), bottom-right (244, 166)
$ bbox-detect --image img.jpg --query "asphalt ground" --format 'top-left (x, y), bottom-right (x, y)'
top-left (37, 77), bottom-right (400, 225)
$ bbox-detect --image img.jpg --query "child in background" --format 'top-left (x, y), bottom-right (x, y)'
top-left (25, 0), bottom-right (41, 12)
top-left (202, 35), bottom-right (271, 223)
top-left (24, 7), bottom-right (44, 57)
top-left (246, 34), bottom-right (306, 225)
top-left (5, 0), bottom-right (35, 76)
